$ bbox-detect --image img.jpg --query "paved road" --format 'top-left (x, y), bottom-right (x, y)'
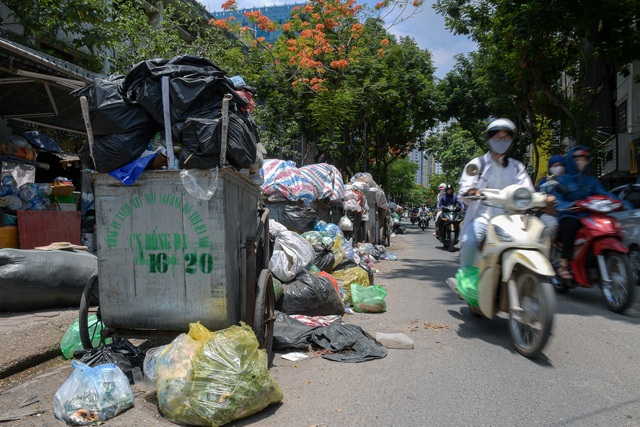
top-left (1, 222), bottom-right (639, 426)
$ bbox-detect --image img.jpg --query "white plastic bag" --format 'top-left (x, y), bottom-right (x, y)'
top-left (54, 360), bottom-right (134, 425)
top-left (269, 230), bottom-right (315, 282)
top-left (180, 168), bottom-right (219, 200)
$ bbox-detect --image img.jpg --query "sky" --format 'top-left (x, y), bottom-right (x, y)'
top-left (203, 0), bottom-right (476, 79)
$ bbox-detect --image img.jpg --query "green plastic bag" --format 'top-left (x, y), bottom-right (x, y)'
top-left (455, 267), bottom-right (480, 308)
top-left (351, 284), bottom-right (387, 313)
top-left (60, 315), bottom-right (106, 359)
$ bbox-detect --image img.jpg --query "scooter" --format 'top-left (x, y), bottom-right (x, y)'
top-left (550, 195), bottom-right (634, 313)
top-left (419, 212), bottom-right (430, 230)
top-left (438, 205), bottom-right (463, 251)
top-left (410, 212), bottom-right (418, 225)
top-left (446, 183), bottom-right (556, 358)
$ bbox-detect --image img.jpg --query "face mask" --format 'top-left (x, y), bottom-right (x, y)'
top-left (489, 138), bottom-right (512, 154)
top-left (550, 165), bottom-right (565, 176)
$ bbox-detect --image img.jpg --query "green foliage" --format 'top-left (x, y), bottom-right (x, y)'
top-left (434, 0), bottom-right (640, 149)
top-left (424, 122), bottom-right (485, 186)
top-left (385, 158), bottom-right (419, 204)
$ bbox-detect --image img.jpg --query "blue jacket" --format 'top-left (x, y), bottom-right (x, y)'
top-left (553, 146), bottom-right (623, 219)
top-left (437, 193), bottom-right (463, 210)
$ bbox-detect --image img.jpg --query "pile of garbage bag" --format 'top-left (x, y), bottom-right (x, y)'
top-left (74, 55), bottom-right (264, 185)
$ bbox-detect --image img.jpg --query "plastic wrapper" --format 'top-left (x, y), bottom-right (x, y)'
top-left (143, 344), bottom-right (169, 385)
top-left (301, 231), bottom-right (333, 252)
top-left (261, 159), bottom-right (316, 203)
top-left (331, 234), bottom-right (346, 269)
top-left (157, 323), bottom-right (283, 427)
top-left (350, 172), bottom-right (377, 187)
top-left (298, 163), bottom-right (345, 202)
top-left (180, 168), bottom-right (219, 200)
top-left (54, 361), bottom-right (134, 425)
top-left (351, 284), bottom-right (387, 313)
top-left (269, 229), bottom-right (316, 282)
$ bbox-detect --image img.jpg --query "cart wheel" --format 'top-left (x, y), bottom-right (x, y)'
top-left (254, 269), bottom-right (275, 358)
top-left (79, 270), bottom-right (103, 350)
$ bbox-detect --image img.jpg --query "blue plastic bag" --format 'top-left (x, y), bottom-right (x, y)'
top-left (109, 151), bottom-right (158, 185)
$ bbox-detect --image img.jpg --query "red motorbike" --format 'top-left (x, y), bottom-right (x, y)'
top-left (551, 195), bottom-right (635, 313)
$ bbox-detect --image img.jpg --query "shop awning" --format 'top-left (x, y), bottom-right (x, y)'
top-left (0, 37), bottom-right (102, 134)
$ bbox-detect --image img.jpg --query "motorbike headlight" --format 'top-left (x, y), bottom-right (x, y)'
top-left (583, 200), bottom-right (621, 212)
top-left (493, 225), bottom-right (513, 242)
top-left (513, 188), bottom-right (533, 210)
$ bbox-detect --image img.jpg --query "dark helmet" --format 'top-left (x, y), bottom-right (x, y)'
top-left (486, 118), bottom-right (516, 138)
top-left (547, 154), bottom-right (565, 170)
top-left (445, 184), bottom-right (453, 192)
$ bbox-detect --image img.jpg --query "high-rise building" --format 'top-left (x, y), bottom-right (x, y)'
top-left (210, 3), bottom-right (305, 44)
top-left (409, 148), bottom-right (426, 185)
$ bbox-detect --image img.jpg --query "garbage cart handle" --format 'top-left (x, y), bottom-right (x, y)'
top-left (0, 155), bottom-right (50, 170)
top-left (220, 94), bottom-right (232, 168)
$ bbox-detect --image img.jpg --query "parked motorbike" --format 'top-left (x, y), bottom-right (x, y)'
top-left (446, 183), bottom-right (556, 358)
top-left (419, 212), bottom-right (430, 230)
top-left (438, 205), bottom-right (463, 251)
top-left (550, 195), bottom-right (635, 313)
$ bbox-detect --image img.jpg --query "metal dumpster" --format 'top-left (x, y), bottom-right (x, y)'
top-left (89, 168), bottom-right (269, 334)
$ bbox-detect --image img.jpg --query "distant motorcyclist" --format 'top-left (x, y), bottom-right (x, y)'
top-left (434, 185), bottom-right (464, 238)
top-left (433, 183), bottom-right (447, 234)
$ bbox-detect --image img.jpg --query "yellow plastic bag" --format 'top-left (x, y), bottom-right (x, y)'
top-left (156, 323), bottom-right (283, 427)
top-left (331, 266), bottom-right (370, 305)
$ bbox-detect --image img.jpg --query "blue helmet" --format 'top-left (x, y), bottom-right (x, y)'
top-left (547, 154), bottom-right (565, 170)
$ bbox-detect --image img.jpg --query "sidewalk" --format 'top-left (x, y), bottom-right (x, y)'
top-left (0, 308), bottom-right (78, 379)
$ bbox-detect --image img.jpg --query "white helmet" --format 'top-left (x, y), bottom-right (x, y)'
top-left (486, 118), bottom-right (516, 137)
top-left (438, 182), bottom-right (446, 191)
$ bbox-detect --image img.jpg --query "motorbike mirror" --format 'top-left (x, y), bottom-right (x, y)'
top-left (465, 163), bottom-right (479, 177)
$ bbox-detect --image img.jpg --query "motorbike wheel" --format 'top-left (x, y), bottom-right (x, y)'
top-left (601, 251), bottom-right (634, 313)
top-left (420, 221), bottom-right (426, 231)
top-left (447, 227), bottom-right (455, 252)
top-left (629, 247), bottom-right (640, 287)
top-left (508, 271), bottom-right (556, 358)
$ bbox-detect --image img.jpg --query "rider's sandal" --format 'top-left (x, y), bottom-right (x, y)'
top-left (557, 265), bottom-right (573, 280)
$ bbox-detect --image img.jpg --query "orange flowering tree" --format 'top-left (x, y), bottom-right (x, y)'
top-left (212, 0), bottom-right (435, 186)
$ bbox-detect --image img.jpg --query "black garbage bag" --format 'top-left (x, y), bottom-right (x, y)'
top-left (78, 127), bottom-right (155, 173)
top-left (75, 339), bottom-right (144, 384)
top-left (313, 249), bottom-right (335, 272)
top-left (310, 324), bottom-right (387, 363)
top-left (273, 311), bottom-right (318, 350)
top-left (278, 271), bottom-right (344, 316)
top-left (73, 75), bottom-right (159, 136)
top-left (120, 55), bottom-right (248, 126)
top-left (358, 261), bottom-right (375, 285)
top-left (281, 205), bottom-right (319, 234)
top-left (178, 146), bottom-right (220, 169)
top-left (0, 249), bottom-right (97, 312)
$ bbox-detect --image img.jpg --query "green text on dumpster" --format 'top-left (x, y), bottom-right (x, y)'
top-left (105, 192), bottom-right (214, 274)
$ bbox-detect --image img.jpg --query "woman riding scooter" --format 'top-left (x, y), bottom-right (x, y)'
top-left (552, 146), bottom-right (628, 280)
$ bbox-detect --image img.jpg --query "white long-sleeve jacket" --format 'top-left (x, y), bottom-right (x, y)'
top-left (458, 151), bottom-right (534, 236)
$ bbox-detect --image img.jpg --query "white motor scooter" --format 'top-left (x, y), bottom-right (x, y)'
top-left (447, 181), bottom-right (557, 358)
